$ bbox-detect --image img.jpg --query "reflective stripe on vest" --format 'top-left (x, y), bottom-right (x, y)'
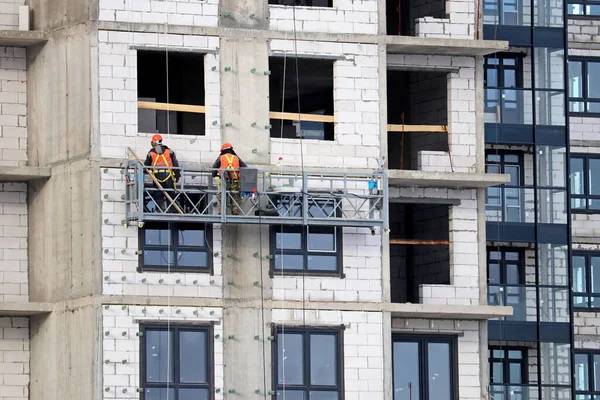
top-left (219, 154), bottom-right (240, 179)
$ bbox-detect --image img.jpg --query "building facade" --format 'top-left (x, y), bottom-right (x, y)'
top-left (2, 0), bottom-right (582, 399)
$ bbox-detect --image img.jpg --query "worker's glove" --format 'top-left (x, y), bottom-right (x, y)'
top-left (216, 177), bottom-right (221, 185)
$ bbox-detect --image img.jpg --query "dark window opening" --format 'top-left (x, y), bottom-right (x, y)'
top-left (386, 0), bottom-right (446, 36)
top-left (389, 203), bottom-right (450, 303)
top-left (488, 347), bottom-right (528, 399)
top-left (569, 58), bottom-right (600, 115)
top-left (270, 225), bottom-right (342, 275)
top-left (269, 57), bottom-right (334, 140)
top-left (392, 336), bottom-right (457, 400)
top-left (269, 0), bottom-right (333, 6)
top-left (273, 327), bottom-right (343, 399)
top-left (387, 70), bottom-right (448, 170)
top-left (140, 324), bottom-right (212, 400)
top-left (570, 154), bottom-right (600, 212)
top-left (487, 249), bottom-right (526, 319)
top-left (575, 351), bottom-right (600, 397)
top-left (485, 151), bottom-right (527, 223)
top-left (137, 51), bottom-right (206, 135)
top-left (568, 1), bottom-right (600, 16)
top-left (573, 252), bottom-right (600, 309)
top-left (139, 222), bottom-right (212, 273)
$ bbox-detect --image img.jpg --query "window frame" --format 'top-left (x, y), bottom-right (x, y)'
top-left (271, 325), bottom-right (345, 400)
top-left (569, 57), bottom-right (600, 116)
top-left (572, 251), bottom-right (600, 309)
top-left (570, 153), bottom-right (600, 213)
top-left (568, 0), bottom-right (600, 17)
top-left (139, 323), bottom-right (214, 400)
top-left (485, 151), bottom-right (526, 222)
top-left (488, 346), bottom-right (529, 384)
top-left (391, 335), bottom-right (459, 400)
top-left (575, 350), bottom-right (600, 397)
top-left (138, 222), bottom-right (214, 274)
top-left (269, 225), bottom-right (344, 277)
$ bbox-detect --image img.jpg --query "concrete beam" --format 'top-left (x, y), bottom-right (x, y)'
top-left (388, 303), bottom-right (513, 319)
top-left (386, 36), bottom-right (509, 56)
top-left (0, 30), bottom-right (47, 47)
top-left (0, 166), bottom-right (51, 181)
top-left (388, 170), bottom-right (510, 188)
top-left (0, 301), bottom-right (53, 316)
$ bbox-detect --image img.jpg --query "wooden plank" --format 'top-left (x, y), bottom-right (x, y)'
top-left (387, 124), bottom-right (447, 133)
top-left (389, 239), bottom-right (449, 245)
top-left (269, 111), bottom-right (335, 123)
top-left (138, 101), bottom-right (206, 114)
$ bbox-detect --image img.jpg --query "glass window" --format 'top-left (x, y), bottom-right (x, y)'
top-left (569, 59), bottom-right (600, 115)
top-left (485, 152), bottom-right (527, 223)
top-left (489, 348), bottom-right (528, 400)
top-left (575, 351), bottom-right (600, 398)
top-left (272, 225), bottom-right (341, 275)
top-left (274, 328), bottom-right (341, 399)
top-left (573, 253), bottom-right (600, 309)
top-left (141, 325), bottom-right (212, 398)
top-left (487, 249), bottom-right (527, 320)
top-left (393, 336), bottom-right (456, 400)
top-left (570, 155), bottom-right (600, 212)
top-left (141, 223), bottom-right (212, 272)
top-left (568, 1), bottom-right (600, 15)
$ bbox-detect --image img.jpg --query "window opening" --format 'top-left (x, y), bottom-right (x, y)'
top-left (487, 249), bottom-right (526, 319)
top-left (139, 223), bottom-right (212, 272)
top-left (140, 324), bottom-right (212, 400)
top-left (269, 57), bottom-right (334, 140)
top-left (570, 154), bottom-right (600, 212)
top-left (568, 0), bottom-right (600, 16)
top-left (572, 252), bottom-right (600, 309)
top-left (575, 351), bottom-right (600, 398)
top-left (386, 0), bottom-right (446, 36)
top-left (485, 151), bottom-right (526, 222)
top-left (569, 58), bottom-right (600, 115)
top-left (137, 51), bottom-right (206, 135)
top-left (488, 347), bottom-right (528, 399)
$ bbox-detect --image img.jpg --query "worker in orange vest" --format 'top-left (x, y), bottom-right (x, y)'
top-left (144, 134), bottom-right (181, 212)
top-left (212, 143), bottom-right (247, 215)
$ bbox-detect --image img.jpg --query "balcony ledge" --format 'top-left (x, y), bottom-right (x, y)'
top-left (389, 303), bottom-right (513, 319)
top-left (0, 166), bottom-right (51, 181)
top-left (386, 36), bottom-right (509, 56)
top-left (0, 30), bottom-right (47, 47)
top-left (0, 302), bottom-right (53, 317)
top-left (388, 170), bottom-right (510, 188)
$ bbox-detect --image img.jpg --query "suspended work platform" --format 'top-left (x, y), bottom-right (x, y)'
top-left (125, 159), bottom-right (389, 229)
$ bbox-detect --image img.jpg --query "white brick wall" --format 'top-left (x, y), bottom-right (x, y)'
top-left (98, 0), bottom-right (219, 27)
top-left (101, 168), bottom-right (224, 297)
top-left (102, 305), bottom-right (224, 399)
top-left (268, 1), bottom-right (378, 35)
top-left (569, 18), bottom-right (600, 43)
top-left (272, 309), bottom-right (384, 400)
top-left (0, 317), bottom-right (29, 400)
top-left (98, 31), bottom-right (221, 161)
top-left (0, 1), bottom-right (23, 30)
top-left (0, 47), bottom-right (26, 167)
top-left (272, 226), bottom-right (382, 303)
top-left (575, 311), bottom-right (600, 348)
top-left (0, 183), bottom-right (27, 302)
top-left (570, 116), bottom-right (600, 144)
top-left (391, 318), bottom-right (481, 400)
top-left (269, 40), bottom-right (380, 169)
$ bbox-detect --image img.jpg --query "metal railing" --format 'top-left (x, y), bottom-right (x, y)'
top-left (125, 157), bottom-right (389, 229)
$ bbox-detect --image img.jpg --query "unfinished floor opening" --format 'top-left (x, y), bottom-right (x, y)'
top-left (137, 51), bottom-right (206, 136)
top-left (269, 56), bottom-right (334, 140)
top-left (386, 0), bottom-right (447, 36)
top-left (387, 69), bottom-right (448, 170)
top-left (389, 202), bottom-right (450, 304)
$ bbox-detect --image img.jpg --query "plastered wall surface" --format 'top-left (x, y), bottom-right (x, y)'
top-left (0, 183), bottom-right (27, 302)
top-left (391, 318), bottom-right (482, 400)
top-left (268, 1), bottom-right (378, 34)
top-left (0, 47), bottom-right (26, 167)
top-left (101, 168), bottom-right (224, 297)
top-left (0, 317), bottom-right (29, 400)
top-left (102, 305), bottom-right (224, 399)
top-left (98, 31), bottom-right (221, 161)
top-left (98, 0), bottom-right (219, 26)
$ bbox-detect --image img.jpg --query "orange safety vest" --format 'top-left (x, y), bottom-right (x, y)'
top-left (219, 153), bottom-right (240, 180)
top-left (151, 149), bottom-right (174, 182)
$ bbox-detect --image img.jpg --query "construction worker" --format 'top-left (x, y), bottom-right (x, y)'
top-left (212, 143), bottom-right (247, 215)
top-left (144, 134), bottom-right (181, 212)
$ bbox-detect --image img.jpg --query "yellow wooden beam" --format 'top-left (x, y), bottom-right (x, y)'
top-left (269, 111), bottom-right (335, 123)
top-left (138, 101), bottom-right (206, 114)
top-left (387, 124), bottom-right (448, 133)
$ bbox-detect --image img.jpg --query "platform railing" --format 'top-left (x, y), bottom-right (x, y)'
top-left (125, 159), bottom-right (388, 229)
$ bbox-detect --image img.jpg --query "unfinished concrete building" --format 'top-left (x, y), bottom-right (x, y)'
top-left (0, 0), bottom-right (591, 398)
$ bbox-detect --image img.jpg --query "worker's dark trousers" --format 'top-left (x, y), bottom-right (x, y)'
top-left (151, 174), bottom-right (176, 212)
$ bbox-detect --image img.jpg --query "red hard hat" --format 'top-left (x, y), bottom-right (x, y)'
top-left (151, 134), bottom-right (163, 143)
top-left (221, 142), bottom-right (233, 152)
